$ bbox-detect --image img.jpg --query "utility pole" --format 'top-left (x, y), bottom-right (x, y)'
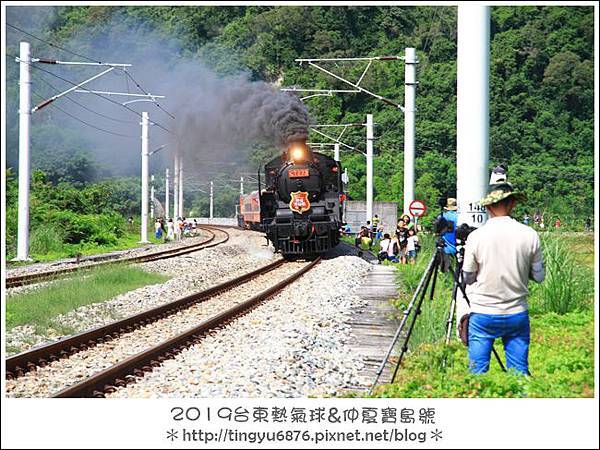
top-left (403, 47), bottom-right (417, 215)
top-left (178, 154), bottom-right (184, 217)
top-left (334, 143), bottom-right (340, 162)
top-left (307, 123), bottom-right (369, 222)
top-left (165, 168), bottom-right (170, 219)
top-left (150, 175), bottom-right (155, 220)
top-left (240, 176), bottom-right (244, 195)
top-left (209, 181), bottom-right (214, 220)
top-left (455, 5), bottom-right (491, 334)
top-left (285, 53), bottom-right (417, 221)
top-left (75, 92), bottom-right (169, 233)
top-left (12, 43), bottom-right (158, 258)
top-left (139, 111), bottom-right (150, 243)
top-left (173, 153), bottom-right (179, 219)
top-left (457, 6), bottom-right (490, 228)
top-left (366, 114), bottom-right (374, 224)
top-left (15, 42), bottom-right (31, 260)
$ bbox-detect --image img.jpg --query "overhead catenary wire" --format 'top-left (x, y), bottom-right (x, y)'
top-left (122, 69), bottom-right (176, 120)
top-left (7, 22), bottom-right (176, 120)
top-left (7, 22), bottom-right (102, 64)
top-left (7, 52), bottom-right (175, 135)
top-left (31, 89), bottom-right (138, 139)
top-left (30, 72), bottom-right (138, 124)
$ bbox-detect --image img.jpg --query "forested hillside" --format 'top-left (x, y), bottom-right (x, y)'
top-left (5, 6), bottom-right (595, 238)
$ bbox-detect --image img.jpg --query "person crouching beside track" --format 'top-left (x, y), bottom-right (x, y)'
top-left (460, 182), bottom-right (545, 375)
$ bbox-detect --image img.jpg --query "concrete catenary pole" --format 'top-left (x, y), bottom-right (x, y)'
top-left (366, 114), bottom-right (374, 224)
top-left (334, 143), bottom-right (340, 162)
top-left (15, 41), bottom-right (32, 260)
top-left (178, 155), bottom-right (184, 217)
top-left (209, 181), bottom-right (214, 220)
top-left (150, 174), bottom-right (155, 220)
top-left (403, 47), bottom-right (417, 215)
top-left (240, 176), bottom-right (244, 195)
top-left (173, 153), bottom-right (179, 219)
top-left (457, 6), bottom-right (490, 227)
top-left (165, 168), bottom-right (170, 220)
top-left (139, 112), bottom-right (150, 243)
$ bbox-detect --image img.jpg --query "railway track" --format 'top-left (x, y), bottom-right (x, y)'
top-left (5, 225), bottom-right (230, 289)
top-left (6, 257), bottom-right (320, 398)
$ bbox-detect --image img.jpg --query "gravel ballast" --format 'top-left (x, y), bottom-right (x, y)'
top-left (108, 255), bottom-right (372, 398)
top-left (5, 261), bottom-right (304, 398)
top-left (7, 229), bottom-right (375, 398)
top-left (6, 229), bottom-right (278, 356)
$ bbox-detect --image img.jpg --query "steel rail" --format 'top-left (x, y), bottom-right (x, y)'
top-left (6, 256), bottom-right (285, 380)
top-left (53, 258), bottom-right (320, 397)
top-left (5, 226), bottom-right (228, 288)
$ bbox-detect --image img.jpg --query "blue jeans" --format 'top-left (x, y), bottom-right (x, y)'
top-left (468, 311), bottom-right (530, 375)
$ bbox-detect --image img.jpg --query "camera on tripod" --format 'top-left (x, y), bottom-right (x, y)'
top-left (432, 216), bottom-right (449, 235)
top-left (455, 223), bottom-right (476, 244)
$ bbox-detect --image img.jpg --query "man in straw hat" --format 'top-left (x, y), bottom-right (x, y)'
top-left (460, 181), bottom-right (545, 375)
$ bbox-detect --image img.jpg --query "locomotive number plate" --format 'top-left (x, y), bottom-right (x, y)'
top-left (289, 169), bottom-right (309, 178)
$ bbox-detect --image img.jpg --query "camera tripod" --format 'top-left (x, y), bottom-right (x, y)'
top-left (369, 237), bottom-right (506, 395)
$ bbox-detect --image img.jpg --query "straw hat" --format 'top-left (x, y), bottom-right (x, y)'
top-left (444, 198), bottom-right (458, 211)
top-left (479, 182), bottom-right (527, 207)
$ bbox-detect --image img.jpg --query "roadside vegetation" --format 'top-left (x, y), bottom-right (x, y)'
top-left (6, 264), bottom-right (169, 336)
top-left (6, 6), bottom-right (594, 259)
top-left (369, 232), bottom-right (594, 398)
top-left (6, 169), bottom-right (165, 263)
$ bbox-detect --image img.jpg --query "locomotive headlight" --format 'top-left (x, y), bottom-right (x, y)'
top-left (290, 145), bottom-right (306, 162)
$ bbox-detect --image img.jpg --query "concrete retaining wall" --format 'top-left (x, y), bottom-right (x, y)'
top-left (344, 201), bottom-right (398, 234)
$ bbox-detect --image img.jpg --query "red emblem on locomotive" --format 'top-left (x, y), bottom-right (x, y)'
top-left (289, 191), bottom-right (311, 214)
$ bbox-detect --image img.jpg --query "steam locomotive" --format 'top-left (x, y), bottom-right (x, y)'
top-left (238, 142), bottom-right (344, 257)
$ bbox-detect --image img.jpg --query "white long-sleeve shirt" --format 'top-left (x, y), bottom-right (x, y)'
top-left (462, 216), bottom-right (545, 315)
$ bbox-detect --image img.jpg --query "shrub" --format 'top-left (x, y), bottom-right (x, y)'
top-left (29, 224), bottom-right (65, 255)
top-left (45, 210), bottom-right (125, 246)
top-left (529, 236), bottom-right (594, 314)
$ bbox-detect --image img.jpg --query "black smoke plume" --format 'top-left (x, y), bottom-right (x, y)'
top-left (173, 66), bottom-right (310, 155)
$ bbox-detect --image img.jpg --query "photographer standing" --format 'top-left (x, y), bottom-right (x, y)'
top-left (440, 198), bottom-right (458, 271)
top-left (461, 183), bottom-right (545, 375)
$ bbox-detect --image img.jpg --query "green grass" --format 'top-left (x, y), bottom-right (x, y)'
top-left (390, 234), bottom-right (454, 348)
top-left (6, 264), bottom-right (169, 334)
top-left (7, 226), bottom-right (166, 264)
top-left (367, 232), bottom-right (595, 398)
top-left (371, 310), bottom-right (594, 398)
top-left (549, 232), bottom-right (594, 268)
top-left (529, 235), bottom-right (594, 314)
